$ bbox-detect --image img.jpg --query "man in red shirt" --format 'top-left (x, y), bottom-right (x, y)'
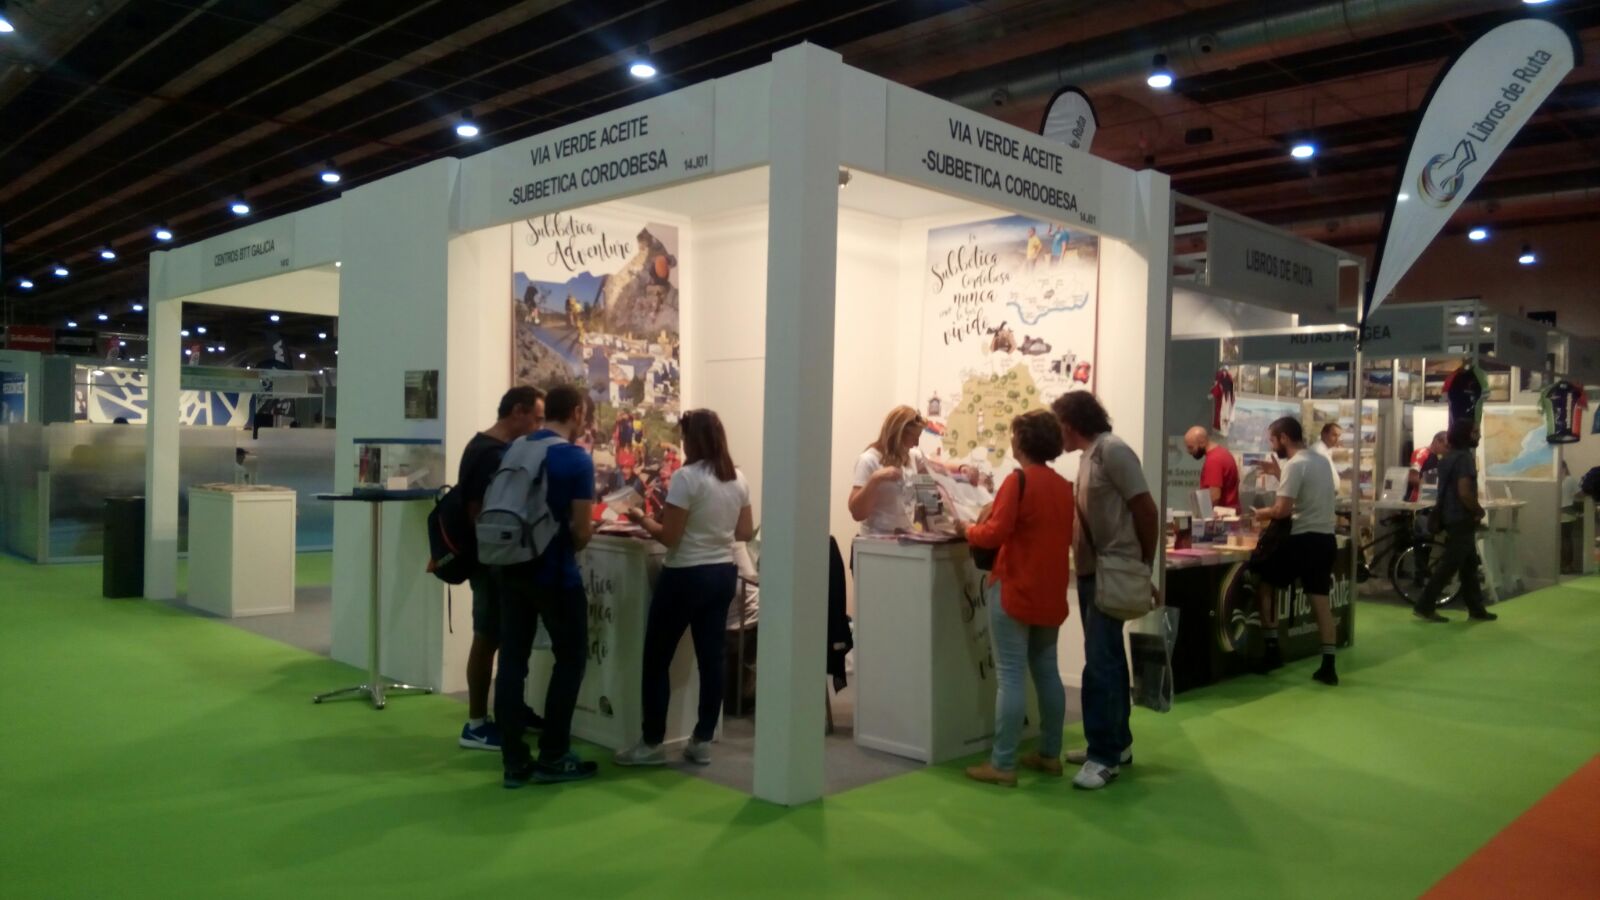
top-left (1406, 431), bottom-right (1448, 502)
top-left (1185, 426), bottom-right (1240, 509)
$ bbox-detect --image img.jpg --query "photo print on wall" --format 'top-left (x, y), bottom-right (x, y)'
top-left (512, 207), bottom-right (682, 508)
top-left (919, 214), bottom-right (1099, 494)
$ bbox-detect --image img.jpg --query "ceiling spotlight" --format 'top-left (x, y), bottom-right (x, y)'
top-left (334, 261), bottom-right (342, 268)
top-left (1518, 244), bottom-right (1536, 265)
top-left (629, 60), bottom-right (657, 79)
top-left (455, 111), bottom-right (480, 138)
top-left (1467, 227), bottom-right (1489, 241)
top-left (1454, 314), bottom-right (1471, 326)
top-left (66, 320), bottom-right (78, 329)
top-left (230, 198), bottom-right (251, 216)
top-left (1396, 192), bottom-right (1410, 203)
top-left (0, 5), bottom-right (13, 35)
top-left (217, 345), bottom-right (225, 352)
top-left (99, 245), bottom-right (117, 260)
top-left (196, 326), bottom-right (207, 334)
top-left (269, 313), bottom-right (280, 322)
top-left (1290, 142), bottom-right (1317, 160)
top-left (1522, 0), bottom-right (1553, 5)
top-left (319, 163), bottom-right (341, 184)
top-left (97, 312), bottom-right (109, 321)
top-left (18, 278), bottom-right (33, 289)
top-left (53, 264), bottom-right (69, 278)
top-left (317, 332), bottom-right (327, 340)
top-left (118, 340), bottom-right (127, 347)
top-left (1146, 54), bottom-right (1174, 90)
top-left (181, 329), bottom-right (191, 337)
top-left (298, 352), bottom-right (307, 360)
top-left (154, 225), bottom-right (174, 242)
top-left (132, 303), bottom-right (144, 312)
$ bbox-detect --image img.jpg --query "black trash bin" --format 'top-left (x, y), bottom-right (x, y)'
top-left (103, 496), bottom-right (145, 598)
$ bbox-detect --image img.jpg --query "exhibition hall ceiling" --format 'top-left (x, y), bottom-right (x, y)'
top-left (2, 0), bottom-right (1597, 333)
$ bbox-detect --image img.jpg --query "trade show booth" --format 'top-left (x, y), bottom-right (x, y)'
top-left (144, 202), bottom-right (342, 606)
top-left (319, 44), bottom-right (1170, 804)
top-left (1161, 194), bottom-right (1364, 688)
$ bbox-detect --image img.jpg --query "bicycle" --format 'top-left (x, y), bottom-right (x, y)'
top-left (1354, 512), bottom-right (1464, 607)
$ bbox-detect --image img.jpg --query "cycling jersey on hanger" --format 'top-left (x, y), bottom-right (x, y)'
top-left (1540, 380), bottom-right (1588, 444)
top-left (1210, 369), bottom-right (1235, 437)
top-left (1443, 363), bottom-right (1488, 430)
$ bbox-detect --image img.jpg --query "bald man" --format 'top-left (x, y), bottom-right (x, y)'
top-left (1184, 425), bottom-right (1240, 509)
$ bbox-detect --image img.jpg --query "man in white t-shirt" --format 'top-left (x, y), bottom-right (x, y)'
top-left (1249, 416), bottom-right (1340, 686)
top-left (1311, 422), bottom-right (1341, 487)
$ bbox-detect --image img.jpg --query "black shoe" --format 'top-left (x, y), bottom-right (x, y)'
top-left (1254, 642), bottom-right (1283, 675)
top-left (1312, 666), bottom-right (1339, 686)
top-left (1412, 607), bottom-right (1450, 623)
top-left (523, 708), bottom-right (546, 732)
top-left (503, 761), bottom-right (537, 790)
top-left (1467, 609), bottom-right (1499, 622)
top-left (533, 752), bottom-right (599, 785)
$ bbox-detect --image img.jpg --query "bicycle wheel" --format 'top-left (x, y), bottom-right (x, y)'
top-left (1391, 543), bottom-right (1458, 606)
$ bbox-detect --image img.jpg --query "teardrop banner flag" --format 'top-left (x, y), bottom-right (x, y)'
top-left (1038, 86), bottom-right (1098, 153)
top-left (1366, 18), bottom-right (1579, 319)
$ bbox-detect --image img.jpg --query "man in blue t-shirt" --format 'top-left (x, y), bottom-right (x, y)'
top-left (496, 384), bottom-right (599, 787)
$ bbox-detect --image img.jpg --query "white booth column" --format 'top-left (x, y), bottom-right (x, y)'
top-left (143, 279), bottom-right (182, 601)
top-left (753, 43), bottom-right (841, 807)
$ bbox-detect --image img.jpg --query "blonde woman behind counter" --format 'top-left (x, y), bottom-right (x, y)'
top-left (849, 406), bottom-right (932, 535)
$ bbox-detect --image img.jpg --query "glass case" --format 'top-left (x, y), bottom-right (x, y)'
top-left (352, 438), bottom-right (445, 494)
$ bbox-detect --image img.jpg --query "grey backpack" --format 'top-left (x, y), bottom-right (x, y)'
top-left (476, 435), bottom-right (565, 566)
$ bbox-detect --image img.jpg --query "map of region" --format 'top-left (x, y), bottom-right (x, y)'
top-left (942, 365), bottom-right (1040, 467)
top-left (1482, 406), bottom-right (1552, 478)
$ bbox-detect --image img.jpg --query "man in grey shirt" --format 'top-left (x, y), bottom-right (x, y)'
top-left (1052, 392), bottom-right (1159, 791)
top-left (1416, 421), bottom-right (1497, 623)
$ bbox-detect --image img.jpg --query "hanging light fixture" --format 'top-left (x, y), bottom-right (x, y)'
top-left (1467, 227), bottom-right (1489, 242)
top-left (1518, 244), bottom-right (1537, 265)
top-left (319, 162), bottom-right (341, 184)
top-left (230, 197), bottom-right (251, 216)
top-left (1146, 54), bottom-right (1173, 90)
top-left (154, 224), bottom-right (174, 242)
top-left (455, 111), bottom-right (480, 138)
top-left (629, 45), bottom-right (657, 79)
top-left (99, 245), bottom-right (117, 260)
top-left (0, 3), bottom-right (15, 35)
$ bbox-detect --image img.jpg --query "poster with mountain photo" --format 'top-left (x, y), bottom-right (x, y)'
top-left (512, 208), bottom-right (682, 502)
top-left (918, 214), bottom-right (1098, 482)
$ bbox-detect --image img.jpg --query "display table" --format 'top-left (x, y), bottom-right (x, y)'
top-left (526, 534), bottom-right (699, 750)
top-left (187, 485), bottom-right (296, 618)
top-left (852, 537), bottom-right (1031, 764)
top-left (313, 491), bottom-right (436, 709)
top-left (1163, 538), bottom-right (1355, 693)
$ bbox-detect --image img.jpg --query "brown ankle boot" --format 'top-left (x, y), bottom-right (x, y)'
top-left (965, 762), bottom-right (1018, 787)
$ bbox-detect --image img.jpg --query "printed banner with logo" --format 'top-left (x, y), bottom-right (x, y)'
top-left (1367, 18), bottom-right (1578, 316)
top-left (1038, 86), bottom-right (1098, 154)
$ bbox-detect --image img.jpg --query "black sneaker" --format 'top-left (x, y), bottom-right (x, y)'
top-left (503, 761), bottom-right (537, 790)
top-left (1312, 666), bottom-right (1339, 687)
top-left (1254, 642), bottom-right (1283, 675)
top-left (533, 752), bottom-right (599, 785)
top-left (1412, 607), bottom-right (1450, 623)
top-left (522, 708), bottom-right (546, 733)
top-left (1467, 609), bottom-right (1499, 622)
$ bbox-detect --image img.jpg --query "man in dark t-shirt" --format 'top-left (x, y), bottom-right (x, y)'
top-left (457, 387), bottom-right (545, 752)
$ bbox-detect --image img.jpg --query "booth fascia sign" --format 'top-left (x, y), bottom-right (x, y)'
top-left (1203, 206), bottom-right (1343, 324)
top-left (1233, 303), bottom-right (1450, 364)
top-left (148, 200), bottom-right (342, 302)
top-left (1484, 309), bottom-right (1550, 373)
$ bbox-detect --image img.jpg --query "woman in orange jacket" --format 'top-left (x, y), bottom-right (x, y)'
top-left (960, 409), bottom-right (1074, 787)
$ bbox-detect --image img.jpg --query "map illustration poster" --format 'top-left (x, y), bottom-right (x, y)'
top-left (512, 207), bottom-right (681, 499)
top-left (918, 215), bottom-right (1098, 478)
top-left (1482, 406), bottom-right (1553, 479)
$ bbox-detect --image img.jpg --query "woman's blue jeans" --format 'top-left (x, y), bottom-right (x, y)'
top-left (987, 578), bottom-right (1066, 770)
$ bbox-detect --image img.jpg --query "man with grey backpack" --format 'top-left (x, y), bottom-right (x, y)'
top-left (1053, 392), bottom-right (1160, 791)
top-left (478, 384), bottom-right (598, 787)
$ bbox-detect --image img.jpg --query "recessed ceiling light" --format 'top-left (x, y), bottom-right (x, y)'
top-left (66, 320), bottom-right (78, 328)
top-left (196, 326), bottom-right (207, 334)
top-left (132, 303), bottom-right (145, 312)
top-left (317, 332), bottom-right (328, 339)
top-left (154, 225), bottom-right (174, 242)
top-left (269, 314), bottom-right (280, 322)
top-left (99, 245), bottom-right (117, 260)
top-left (97, 313), bottom-right (109, 321)
top-left (180, 329), bottom-right (191, 337)
top-left (1146, 54), bottom-right (1173, 90)
top-left (1467, 227), bottom-right (1489, 241)
top-left (1290, 142), bottom-right (1316, 160)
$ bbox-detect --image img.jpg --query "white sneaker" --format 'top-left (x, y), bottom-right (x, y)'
top-left (613, 741), bottom-right (666, 767)
top-left (1072, 761), bottom-right (1120, 790)
top-left (683, 738), bottom-right (713, 766)
top-left (1065, 747), bottom-right (1133, 766)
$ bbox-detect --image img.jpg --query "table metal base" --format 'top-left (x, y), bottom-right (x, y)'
top-left (313, 682), bottom-right (433, 710)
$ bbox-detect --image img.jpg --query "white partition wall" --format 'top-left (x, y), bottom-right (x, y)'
top-left (144, 202), bottom-right (342, 600)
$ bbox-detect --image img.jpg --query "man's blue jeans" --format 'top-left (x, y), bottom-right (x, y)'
top-left (987, 579), bottom-right (1066, 770)
top-left (1078, 575), bottom-right (1132, 766)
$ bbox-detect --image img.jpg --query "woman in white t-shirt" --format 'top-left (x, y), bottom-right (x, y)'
top-left (849, 405), bottom-right (930, 534)
top-left (616, 409), bottom-right (754, 768)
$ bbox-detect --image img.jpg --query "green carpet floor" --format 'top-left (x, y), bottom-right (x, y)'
top-left (2, 558), bottom-right (1596, 899)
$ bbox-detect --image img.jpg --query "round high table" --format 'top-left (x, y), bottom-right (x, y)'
top-left (313, 490), bottom-right (438, 709)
